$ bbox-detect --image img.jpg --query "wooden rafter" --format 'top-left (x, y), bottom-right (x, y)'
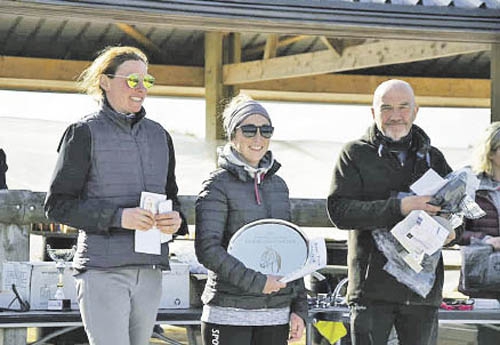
top-left (319, 37), bottom-right (341, 57)
top-left (115, 23), bottom-right (162, 55)
top-left (245, 35), bottom-right (310, 56)
top-left (263, 34), bottom-right (278, 59)
top-left (224, 40), bottom-right (491, 85)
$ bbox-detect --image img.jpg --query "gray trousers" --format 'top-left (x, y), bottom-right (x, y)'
top-left (74, 267), bottom-right (162, 345)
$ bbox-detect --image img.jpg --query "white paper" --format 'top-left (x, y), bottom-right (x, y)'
top-left (410, 168), bottom-right (447, 196)
top-left (390, 210), bottom-right (450, 272)
top-left (1, 262), bottom-right (31, 302)
top-left (135, 192), bottom-right (166, 255)
top-left (279, 237), bottom-right (327, 283)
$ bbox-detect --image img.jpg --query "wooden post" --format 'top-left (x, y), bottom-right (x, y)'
top-left (0, 190), bottom-right (45, 345)
top-left (223, 32), bottom-right (241, 102)
top-left (204, 32), bottom-right (242, 165)
top-left (492, 43), bottom-right (500, 123)
top-left (205, 31), bottom-right (225, 165)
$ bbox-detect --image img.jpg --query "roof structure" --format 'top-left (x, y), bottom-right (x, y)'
top-left (0, 0), bottom-right (499, 138)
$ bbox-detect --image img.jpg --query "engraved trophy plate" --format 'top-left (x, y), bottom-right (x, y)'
top-left (227, 219), bottom-right (308, 275)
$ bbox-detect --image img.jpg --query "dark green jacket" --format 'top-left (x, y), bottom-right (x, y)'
top-left (195, 150), bottom-right (308, 321)
top-left (327, 124), bottom-right (452, 307)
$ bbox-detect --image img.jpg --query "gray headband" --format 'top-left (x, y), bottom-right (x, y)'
top-left (226, 100), bottom-right (272, 139)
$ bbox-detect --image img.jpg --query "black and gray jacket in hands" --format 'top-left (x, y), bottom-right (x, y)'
top-left (44, 102), bottom-right (187, 271)
top-left (327, 124), bottom-right (452, 307)
top-left (195, 147), bottom-right (308, 321)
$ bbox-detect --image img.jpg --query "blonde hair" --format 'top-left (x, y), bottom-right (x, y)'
top-left (78, 46), bottom-right (148, 102)
top-left (472, 121), bottom-right (500, 176)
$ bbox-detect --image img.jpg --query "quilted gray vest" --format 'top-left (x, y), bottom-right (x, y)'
top-left (74, 106), bottom-right (171, 270)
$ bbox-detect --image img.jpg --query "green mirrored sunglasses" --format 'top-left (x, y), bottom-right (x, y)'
top-left (106, 73), bottom-right (155, 89)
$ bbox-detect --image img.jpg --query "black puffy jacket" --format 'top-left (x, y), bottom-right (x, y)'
top-left (195, 148), bottom-right (308, 321)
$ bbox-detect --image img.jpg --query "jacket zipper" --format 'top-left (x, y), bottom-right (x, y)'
top-left (254, 173), bottom-right (264, 205)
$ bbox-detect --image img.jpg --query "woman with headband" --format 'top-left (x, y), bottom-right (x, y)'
top-left (44, 46), bottom-right (187, 345)
top-left (195, 94), bottom-right (307, 345)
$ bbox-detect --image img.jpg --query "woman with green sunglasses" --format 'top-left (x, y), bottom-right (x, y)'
top-left (195, 94), bottom-right (307, 345)
top-left (44, 46), bottom-right (187, 345)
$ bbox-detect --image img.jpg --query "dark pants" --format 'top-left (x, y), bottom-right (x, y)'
top-left (201, 322), bottom-right (289, 345)
top-left (350, 301), bottom-right (438, 345)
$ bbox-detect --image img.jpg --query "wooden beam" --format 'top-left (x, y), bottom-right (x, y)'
top-left (243, 74), bottom-right (490, 101)
top-left (0, 191), bottom-right (332, 228)
top-left (492, 44), bottom-right (500, 122)
top-left (320, 37), bottom-right (341, 57)
top-left (204, 32), bottom-right (225, 142)
top-left (224, 40), bottom-right (491, 84)
top-left (245, 35), bottom-right (310, 56)
top-left (0, 78), bottom-right (205, 97)
top-left (0, 56), bottom-right (204, 87)
top-left (243, 89), bottom-right (489, 107)
top-left (115, 23), bottom-right (162, 56)
top-left (0, 56), bottom-right (490, 107)
top-left (223, 32), bottom-right (241, 102)
top-left (263, 34), bottom-right (278, 59)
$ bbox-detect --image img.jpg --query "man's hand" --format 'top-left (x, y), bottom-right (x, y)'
top-left (288, 312), bottom-right (305, 342)
top-left (262, 275), bottom-right (286, 294)
top-left (485, 236), bottom-right (500, 250)
top-left (121, 207), bottom-right (154, 230)
top-left (400, 195), bottom-right (441, 216)
top-left (155, 211), bottom-right (182, 234)
top-left (444, 229), bottom-right (456, 245)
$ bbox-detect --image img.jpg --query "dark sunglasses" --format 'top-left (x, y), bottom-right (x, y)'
top-left (237, 124), bottom-right (274, 139)
top-left (105, 73), bottom-right (155, 89)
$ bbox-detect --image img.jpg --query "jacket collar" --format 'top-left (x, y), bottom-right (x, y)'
top-left (99, 98), bottom-right (147, 133)
top-left (478, 172), bottom-right (500, 192)
top-left (364, 123), bottom-right (431, 164)
top-left (217, 143), bottom-right (280, 182)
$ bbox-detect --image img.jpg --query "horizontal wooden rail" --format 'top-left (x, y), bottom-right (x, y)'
top-left (0, 191), bottom-right (332, 228)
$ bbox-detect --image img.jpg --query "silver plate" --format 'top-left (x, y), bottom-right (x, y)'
top-left (227, 219), bottom-right (308, 275)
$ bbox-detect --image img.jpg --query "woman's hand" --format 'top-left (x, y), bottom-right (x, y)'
top-left (121, 207), bottom-right (154, 230)
top-left (288, 312), bottom-right (305, 342)
top-left (155, 211), bottom-right (182, 234)
top-left (262, 275), bottom-right (286, 294)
